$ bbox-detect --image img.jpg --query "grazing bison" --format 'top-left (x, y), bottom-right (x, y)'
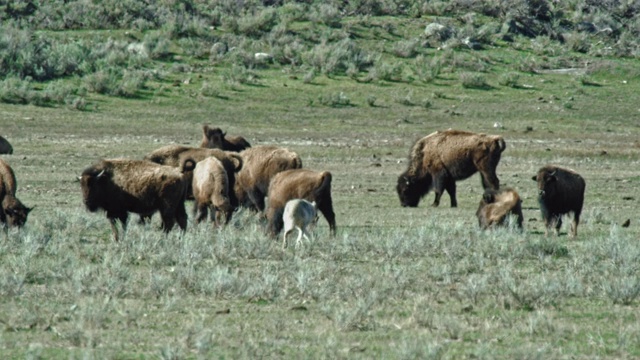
top-left (200, 125), bottom-right (251, 152)
top-left (235, 145), bottom-right (302, 212)
top-left (0, 158), bottom-right (32, 230)
top-left (476, 187), bottom-right (523, 230)
top-left (79, 159), bottom-right (195, 242)
top-left (266, 169), bottom-right (336, 237)
top-left (191, 156), bottom-right (233, 226)
top-left (532, 165), bottom-right (585, 237)
top-left (0, 136), bottom-right (13, 155)
top-left (144, 145), bottom-right (242, 204)
top-left (397, 129), bottom-right (506, 208)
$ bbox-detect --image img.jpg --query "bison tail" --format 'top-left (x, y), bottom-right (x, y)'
top-left (495, 137), bottom-right (506, 153)
top-left (314, 171), bottom-right (332, 198)
top-left (229, 153), bottom-right (243, 172)
top-left (181, 158), bottom-right (197, 173)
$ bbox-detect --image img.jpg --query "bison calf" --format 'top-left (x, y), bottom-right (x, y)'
top-left (532, 165), bottom-right (585, 237)
top-left (200, 125), bottom-right (251, 152)
top-left (476, 187), bottom-right (523, 230)
top-left (266, 169), bottom-right (336, 237)
top-left (80, 159), bottom-right (195, 242)
top-left (0, 158), bottom-right (32, 230)
top-left (397, 129), bottom-right (506, 208)
top-left (282, 199), bottom-right (318, 249)
top-left (191, 156), bottom-right (233, 226)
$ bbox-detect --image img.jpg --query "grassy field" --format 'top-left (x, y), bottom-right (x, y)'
top-left (2, 6), bottom-right (640, 359)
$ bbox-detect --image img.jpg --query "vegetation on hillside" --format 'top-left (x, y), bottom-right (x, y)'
top-left (1, 0), bottom-right (640, 107)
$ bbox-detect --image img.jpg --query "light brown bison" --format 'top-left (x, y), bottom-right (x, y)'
top-left (266, 169), bottom-right (336, 237)
top-left (191, 156), bottom-right (233, 226)
top-left (0, 135), bottom-right (13, 155)
top-left (144, 144), bottom-right (242, 204)
top-left (0, 158), bottom-right (32, 229)
top-left (235, 145), bottom-right (302, 212)
top-left (476, 187), bottom-right (523, 230)
top-left (200, 125), bottom-right (251, 152)
top-left (397, 129), bottom-right (506, 208)
top-left (532, 165), bottom-right (585, 237)
top-left (79, 159), bottom-right (195, 242)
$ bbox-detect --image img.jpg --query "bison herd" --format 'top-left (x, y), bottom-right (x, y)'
top-left (0, 127), bottom-right (587, 242)
top-left (397, 129), bottom-right (586, 237)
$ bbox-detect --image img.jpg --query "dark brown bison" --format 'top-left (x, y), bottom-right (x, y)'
top-left (532, 165), bottom-right (585, 237)
top-left (79, 159), bottom-right (195, 242)
top-left (476, 187), bottom-right (523, 230)
top-left (144, 144), bottom-right (242, 204)
top-left (266, 169), bottom-right (336, 237)
top-left (200, 125), bottom-right (251, 152)
top-left (397, 129), bottom-right (506, 208)
top-left (235, 145), bottom-right (302, 212)
top-left (0, 158), bottom-right (32, 229)
top-left (191, 156), bottom-right (233, 226)
top-left (0, 136), bottom-right (13, 155)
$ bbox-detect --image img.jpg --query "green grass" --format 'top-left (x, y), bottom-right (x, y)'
top-left (1, 6), bottom-right (640, 358)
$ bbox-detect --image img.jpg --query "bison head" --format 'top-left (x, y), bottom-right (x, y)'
top-left (202, 125), bottom-right (225, 149)
top-left (532, 170), bottom-right (556, 198)
top-left (396, 173), bottom-right (431, 207)
top-left (80, 167), bottom-right (110, 212)
top-left (2, 197), bottom-right (32, 227)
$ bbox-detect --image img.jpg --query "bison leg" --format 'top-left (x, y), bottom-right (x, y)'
top-left (107, 212), bottom-right (128, 242)
top-left (267, 206), bottom-right (285, 237)
top-left (444, 180), bottom-right (457, 207)
top-left (480, 170), bottom-right (500, 190)
top-left (175, 203), bottom-right (188, 231)
top-left (247, 190), bottom-right (266, 212)
top-left (544, 215), bottom-right (561, 237)
top-left (194, 202), bottom-right (208, 224)
top-left (570, 213), bottom-right (580, 238)
top-left (317, 200), bottom-right (336, 237)
top-left (431, 174), bottom-right (450, 207)
top-left (159, 209), bottom-right (177, 233)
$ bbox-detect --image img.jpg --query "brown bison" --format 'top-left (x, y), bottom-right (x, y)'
top-left (476, 187), bottom-right (523, 230)
top-left (532, 165), bottom-right (585, 237)
top-left (200, 125), bottom-right (251, 152)
top-left (397, 129), bottom-right (506, 208)
top-left (0, 158), bottom-right (32, 229)
top-left (144, 144), bottom-right (242, 204)
top-left (191, 156), bottom-right (233, 226)
top-left (0, 135), bottom-right (13, 155)
top-left (235, 145), bottom-right (302, 212)
top-left (266, 169), bottom-right (336, 237)
top-left (79, 159), bottom-right (195, 242)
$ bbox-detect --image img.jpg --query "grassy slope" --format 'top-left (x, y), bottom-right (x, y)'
top-left (1, 13), bottom-right (640, 359)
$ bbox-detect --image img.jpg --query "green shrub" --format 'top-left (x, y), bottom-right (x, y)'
top-left (460, 72), bottom-right (490, 89)
top-left (238, 7), bottom-right (278, 37)
top-left (498, 72), bottom-right (521, 88)
top-left (392, 39), bottom-right (420, 58)
top-left (318, 92), bottom-right (351, 107)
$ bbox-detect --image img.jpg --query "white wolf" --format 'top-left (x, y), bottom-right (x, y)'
top-left (282, 199), bottom-right (317, 249)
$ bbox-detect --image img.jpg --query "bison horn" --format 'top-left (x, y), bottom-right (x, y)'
top-left (96, 169), bottom-right (106, 178)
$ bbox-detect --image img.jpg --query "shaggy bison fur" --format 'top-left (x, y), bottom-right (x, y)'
top-left (397, 129), bottom-right (506, 208)
top-left (144, 145), bottom-right (242, 204)
top-left (0, 135), bottom-right (13, 155)
top-left (191, 156), bottom-right (233, 226)
top-left (266, 169), bottom-right (336, 237)
top-left (476, 187), bottom-right (523, 230)
top-left (532, 165), bottom-right (585, 237)
top-left (235, 145), bottom-right (302, 212)
top-left (80, 159), bottom-right (195, 242)
top-left (0, 158), bottom-right (32, 229)
top-left (200, 125), bottom-right (251, 152)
